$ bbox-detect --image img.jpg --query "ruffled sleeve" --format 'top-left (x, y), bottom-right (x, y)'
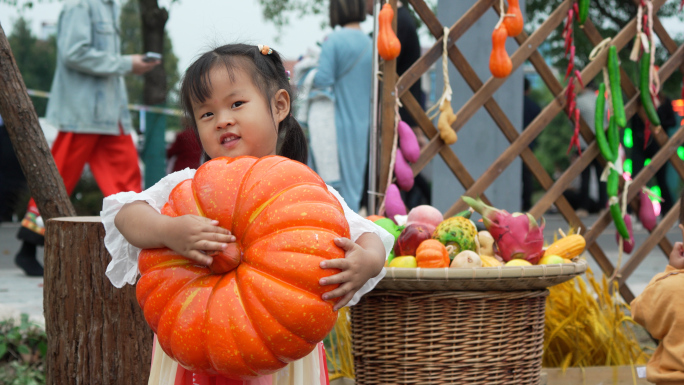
top-left (101, 168), bottom-right (196, 288)
top-left (326, 185), bottom-right (394, 307)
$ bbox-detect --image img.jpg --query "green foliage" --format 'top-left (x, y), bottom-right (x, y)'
top-left (0, 314), bottom-right (47, 385)
top-left (7, 17), bottom-right (57, 117)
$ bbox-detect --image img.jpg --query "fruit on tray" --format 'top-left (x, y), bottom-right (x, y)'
top-left (462, 196), bottom-right (545, 264)
top-left (505, 259), bottom-right (532, 266)
top-left (477, 231), bottom-right (495, 257)
top-left (406, 205), bottom-right (444, 234)
top-left (481, 255), bottom-right (503, 267)
top-left (389, 256), bottom-right (417, 268)
top-left (366, 215), bottom-right (385, 222)
top-left (432, 216), bottom-right (478, 259)
top-left (543, 233), bottom-right (586, 260)
top-left (450, 250), bottom-right (482, 268)
top-left (396, 223), bottom-right (432, 257)
top-left (416, 240), bottom-right (450, 268)
top-left (538, 254), bottom-right (565, 265)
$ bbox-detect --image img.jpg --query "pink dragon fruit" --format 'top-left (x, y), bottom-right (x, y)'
top-left (462, 196), bottom-right (546, 264)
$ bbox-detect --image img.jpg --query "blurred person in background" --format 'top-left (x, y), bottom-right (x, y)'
top-left (14, 0), bottom-right (159, 276)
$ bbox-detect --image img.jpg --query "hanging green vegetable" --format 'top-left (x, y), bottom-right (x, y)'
top-left (594, 83), bottom-right (614, 162)
top-left (607, 115), bottom-right (620, 162)
top-left (640, 52), bottom-right (661, 127)
top-left (607, 46), bottom-right (627, 128)
top-left (578, 0), bottom-right (590, 25)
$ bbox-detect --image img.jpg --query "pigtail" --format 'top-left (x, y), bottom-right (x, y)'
top-left (277, 114), bottom-right (308, 164)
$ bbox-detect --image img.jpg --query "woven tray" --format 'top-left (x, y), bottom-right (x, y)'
top-left (377, 259), bottom-right (587, 291)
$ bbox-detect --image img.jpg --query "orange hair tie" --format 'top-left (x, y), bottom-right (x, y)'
top-left (257, 44), bottom-right (272, 55)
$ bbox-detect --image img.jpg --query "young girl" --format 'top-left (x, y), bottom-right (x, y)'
top-left (101, 44), bottom-right (393, 385)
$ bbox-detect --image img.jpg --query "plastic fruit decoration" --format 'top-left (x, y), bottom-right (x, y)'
top-left (462, 196), bottom-right (545, 264)
top-left (416, 239), bottom-right (450, 268)
top-left (377, 3), bottom-right (401, 61)
top-left (136, 156), bottom-right (350, 379)
top-left (543, 234), bottom-right (586, 260)
top-left (437, 100), bottom-right (458, 145)
top-left (489, 24), bottom-right (512, 78)
top-left (502, 0), bottom-right (523, 37)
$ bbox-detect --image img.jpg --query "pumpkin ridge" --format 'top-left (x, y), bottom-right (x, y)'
top-left (190, 179), bottom-right (205, 218)
top-left (245, 227), bottom-right (345, 257)
top-left (236, 266), bottom-right (318, 360)
top-left (241, 202), bottom-right (349, 250)
top-left (242, 181), bottom-right (326, 237)
top-left (238, 266), bottom-right (334, 345)
top-left (233, 156), bottom-right (291, 229)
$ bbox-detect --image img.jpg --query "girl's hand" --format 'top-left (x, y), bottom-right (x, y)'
top-left (319, 236), bottom-right (385, 311)
top-left (161, 215), bottom-right (236, 266)
top-left (669, 241), bottom-right (684, 270)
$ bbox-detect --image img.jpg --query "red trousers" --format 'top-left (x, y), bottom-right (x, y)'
top-left (25, 130), bottom-right (142, 221)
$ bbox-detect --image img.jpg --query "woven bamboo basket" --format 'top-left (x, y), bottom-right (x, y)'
top-left (350, 261), bottom-right (587, 384)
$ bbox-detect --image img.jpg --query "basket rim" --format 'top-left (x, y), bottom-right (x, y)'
top-left (384, 259), bottom-right (588, 281)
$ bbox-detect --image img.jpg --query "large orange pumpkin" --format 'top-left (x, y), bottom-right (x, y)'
top-left (136, 156), bottom-right (350, 379)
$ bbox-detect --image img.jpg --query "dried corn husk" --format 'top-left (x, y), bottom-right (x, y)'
top-left (543, 266), bottom-right (651, 369)
top-left (324, 307), bottom-right (355, 380)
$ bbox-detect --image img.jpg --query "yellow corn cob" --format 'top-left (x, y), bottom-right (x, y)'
top-left (544, 234), bottom-right (586, 260)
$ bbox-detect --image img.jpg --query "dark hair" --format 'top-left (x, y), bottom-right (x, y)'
top-left (330, 0), bottom-right (366, 28)
top-left (179, 43), bottom-right (308, 164)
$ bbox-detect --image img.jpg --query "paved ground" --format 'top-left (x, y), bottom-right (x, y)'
top-left (0, 213), bottom-right (681, 327)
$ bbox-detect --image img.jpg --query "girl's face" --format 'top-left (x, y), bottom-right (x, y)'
top-left (192, 66), bottom-right (289, 159)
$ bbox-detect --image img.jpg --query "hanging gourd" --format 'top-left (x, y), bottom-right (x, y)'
top-left (136, 156), bottom-right (350, 379)
top-left (490, 24), bottom-right (512, 78)
top-left (377, 3), bottom-right (401, 61)
top-left (502, 0), bottom-right (524, 37)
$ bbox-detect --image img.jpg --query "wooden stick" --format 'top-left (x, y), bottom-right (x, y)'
top-left (378, 0), bottom-right (399, 202)
top-left (0, 23), bottom-right (76, 220)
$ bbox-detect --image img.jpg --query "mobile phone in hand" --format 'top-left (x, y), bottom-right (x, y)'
top-left (143, 52), bottom-right (162, 63)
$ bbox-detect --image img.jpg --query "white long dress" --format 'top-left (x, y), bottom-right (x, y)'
top-left (100, 168), bottom-right (394, 385)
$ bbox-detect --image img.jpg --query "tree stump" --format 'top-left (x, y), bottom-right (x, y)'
top-left (45, 217), bottom-right (152, 385)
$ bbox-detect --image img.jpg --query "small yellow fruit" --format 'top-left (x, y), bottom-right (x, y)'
top-left (505, 259), bottom-right (532, 267)
top-left (481, 255), bottom-right (503, 267)
top-left (563, 258), bottom-right (573, 264)
top-left (538, 255), bottom-right (565, 265)
top-left (389, 256), bottom-right (417, 268)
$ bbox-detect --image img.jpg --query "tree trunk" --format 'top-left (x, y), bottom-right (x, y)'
top-left (44, 217), bottom-right (153, 385)
top-left (0, 22), bottom-right (75, 220)
top-left (139, 0), bottom-right (168, 105)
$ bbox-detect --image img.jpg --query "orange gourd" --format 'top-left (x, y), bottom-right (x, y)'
top-left (502, 0), bottom-right (524, 37)
top-left (136, 156), bottom-right (350, 379)
top-left (415, 239), bottom-right (450, 268)
top-left (377, 3), bottom-right (401, 61)
top-left (489, 25), bottom-right (512, 78)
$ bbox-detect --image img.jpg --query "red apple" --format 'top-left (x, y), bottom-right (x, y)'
top-left (395, 223), bottom-right (432, 257)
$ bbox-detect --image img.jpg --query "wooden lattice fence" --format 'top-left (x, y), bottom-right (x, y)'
top-left (376, 0), bottom-right (684, 303)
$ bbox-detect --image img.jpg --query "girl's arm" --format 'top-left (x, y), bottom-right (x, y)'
top-left (115, 201), bottom-right (234, 266)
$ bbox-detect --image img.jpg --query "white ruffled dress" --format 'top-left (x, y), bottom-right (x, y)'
top-left (101, 168), bottom-right (394, 385)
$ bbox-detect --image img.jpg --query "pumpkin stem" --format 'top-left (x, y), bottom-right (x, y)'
top-left (209, 243), bottom-right (241, 274)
